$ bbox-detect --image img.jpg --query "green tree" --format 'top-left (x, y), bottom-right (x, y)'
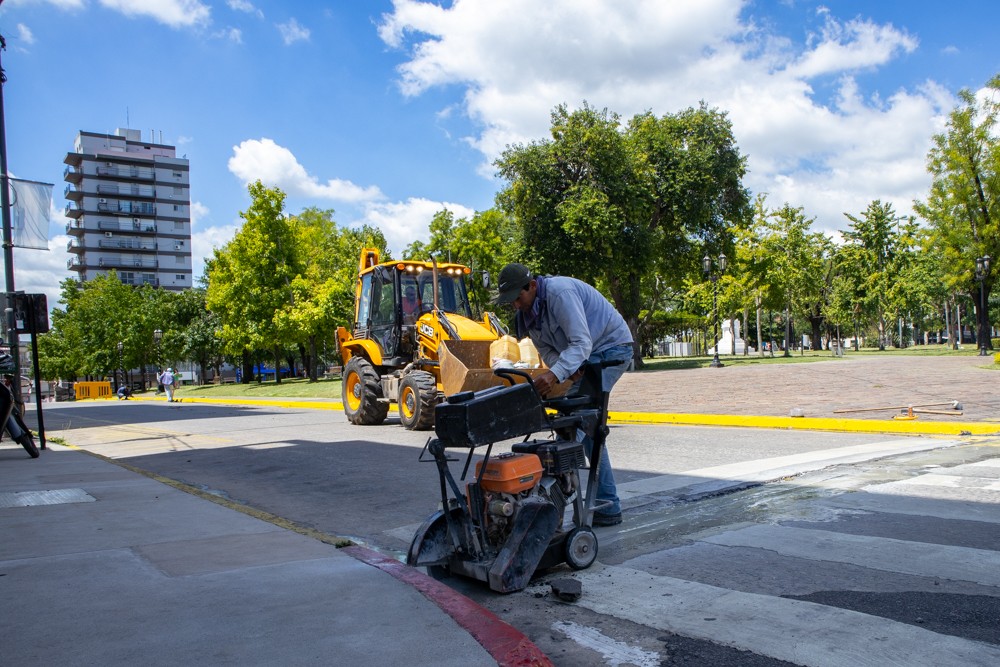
top-left (915, 74), bottom-right (999, 352)
top-left (495, 102), bottom-right (750, 365)
top-left (206, 181), bottom-right (300, 383)
top-left (843, 200), bottom-right (908, 349)
top-left (755, 204), bottom-right (830, 354)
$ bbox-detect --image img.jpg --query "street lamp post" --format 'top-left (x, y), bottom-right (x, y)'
top-left (116, 341), bottom-right (123, 391)
top-left (702, 253), bottom-right (727, 369)
top-left (152, 329), bottom-right (163, 390)
top-left (975, 255), bottom-right (992, 356)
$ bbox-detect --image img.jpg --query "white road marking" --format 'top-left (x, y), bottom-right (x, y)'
top-left (702, 524), bottom-right (1000, 587)
top-left (571, 565), bottom-right (1000, 667)
top-left (616, 439), bottom-right (959, 500)
top-left (553, 621), bottom-right (661, 667)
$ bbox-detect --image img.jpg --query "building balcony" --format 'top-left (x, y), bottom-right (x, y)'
top-left (67, 257), bottom-right (84, 272)
top-left (97, 200), bottom-right (157, 216)
top-left (64, 202), bottom-right (83, 219)
top-left (122, 276), bottom-right (159, 288)
top-left (63, 165), bottom-right (83, 184)
top-left (67, 239), bottom-right (84, 254)
top-left (66, 220), bottom-right (85, 236)
top-left (97, 183), bottom-right (156, 199)
top-left (64, 184), bottom-right (83, 201)
top-left (98, 219), bottom-right (158, 234)
top-left (96, 257), bottom-right (159, 270)
top-left (96, 165), bottom-right (154, 181)
top-left (98, 238), bottom-right (157, 251)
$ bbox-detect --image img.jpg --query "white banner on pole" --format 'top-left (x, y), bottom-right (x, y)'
top-left (10, 178), bottom-right (53, 250)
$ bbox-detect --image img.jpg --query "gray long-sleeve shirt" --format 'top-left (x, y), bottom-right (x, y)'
top-left (516, 276), bottom-right (633, 383)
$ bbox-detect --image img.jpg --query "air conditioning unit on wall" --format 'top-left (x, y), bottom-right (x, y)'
top-left (105, 232), bottom-right (113, 237)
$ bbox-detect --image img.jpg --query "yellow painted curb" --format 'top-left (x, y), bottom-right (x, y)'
top-left (607, 410), bottom-right (1000, 437)
top-left (127, 395), bottom-right (999, 438)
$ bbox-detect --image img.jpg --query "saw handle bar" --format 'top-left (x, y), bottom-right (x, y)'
top-left (494, 358), bottom-right (623, 412)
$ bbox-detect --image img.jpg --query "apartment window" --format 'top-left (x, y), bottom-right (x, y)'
top-left (176, 274), bottom-right (185, 281)
top-left (174, 221), bottom-right (184, 230)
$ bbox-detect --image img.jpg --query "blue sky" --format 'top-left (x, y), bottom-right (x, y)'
top-left (1, 0), bottom-right (998, 315)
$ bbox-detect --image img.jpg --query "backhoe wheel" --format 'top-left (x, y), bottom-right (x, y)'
top-left (342, 357), bottom-right (388, 425)
top-left (398, 371), bottom-right (438, 430)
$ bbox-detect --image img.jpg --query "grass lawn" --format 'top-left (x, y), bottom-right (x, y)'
top-left (171, 376), bottom-right (344, 400)
top-left (161, 345), bottom-right (996, 399)
top-left (632, 344), bottom-right (995, 372)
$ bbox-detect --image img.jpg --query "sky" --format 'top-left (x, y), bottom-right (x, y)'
top-left (1, 0), bottom-right (998, 317)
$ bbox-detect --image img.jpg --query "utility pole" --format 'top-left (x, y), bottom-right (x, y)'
top-left (0, 31), bottom-right (21, 381)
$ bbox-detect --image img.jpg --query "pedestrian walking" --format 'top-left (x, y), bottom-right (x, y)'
top-left (158, 367), bottom-right (176, 402)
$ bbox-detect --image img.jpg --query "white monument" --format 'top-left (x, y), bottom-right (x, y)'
top-left (709, 318), bottom-right (747, 355)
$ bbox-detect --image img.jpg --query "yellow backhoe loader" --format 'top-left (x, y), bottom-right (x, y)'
top-left (336, 248), bottom-right (506, 429)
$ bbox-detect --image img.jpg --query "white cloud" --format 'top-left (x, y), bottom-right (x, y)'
top-left (378, 0), bottom-right (953, 235)
top-left (213, 26), bottom-right (242, 43)
top-left (191, 221), bottom-right (239, 283)
top-left (16, 23), bottom-right (35, 45)
top-left (277, 17), bottom-right (310, 45)
top-left (788, 14), bottom-right (917, 79)
top-left (5, 236), bottom-right (73, 317)
top-left (355, 198), bottom-right (476, 257)
top-left (98, 0), bottom-right (210, 28)
top-left (228, 138), bottom-right (383, 203)
top-left (227, 0), bottom-right (261, 16)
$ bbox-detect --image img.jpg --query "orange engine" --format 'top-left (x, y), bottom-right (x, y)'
top-left (475, 452), bottom-right (542, 494)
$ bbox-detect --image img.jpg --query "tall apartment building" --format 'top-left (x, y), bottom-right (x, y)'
top-left (63, 128), bottom-right (192, 291)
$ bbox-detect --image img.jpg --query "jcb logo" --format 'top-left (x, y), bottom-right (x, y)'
top-left (419, 323), bottom-right (435, 338)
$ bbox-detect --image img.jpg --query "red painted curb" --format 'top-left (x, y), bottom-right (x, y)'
top-left (342, 545), bottom-right (552, 667)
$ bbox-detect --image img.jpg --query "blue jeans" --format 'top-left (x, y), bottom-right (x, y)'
top-left (576, 343), bottom-right (632, 516)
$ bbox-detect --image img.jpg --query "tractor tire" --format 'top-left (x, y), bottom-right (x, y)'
top-left (342, 357), bottom-right (389, 425)
top-left (398, 371), bottom-right (438, 430)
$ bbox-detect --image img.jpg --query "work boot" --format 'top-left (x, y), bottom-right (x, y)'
top-left (593, 511), bottom-right (622, 527)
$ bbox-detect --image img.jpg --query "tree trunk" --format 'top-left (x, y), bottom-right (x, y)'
top-left (273, 346), bottom-right (283, 384)
top-left (810, 314), bottom-right (823, 351)
top-left (755, 297), bottom-right (764, 357)
top-left (976, 285), bottom-right (994, 351)
top-left (309, 337), bottom-right (319, 381)
top-left (241, 350), bottom-right (253, 384)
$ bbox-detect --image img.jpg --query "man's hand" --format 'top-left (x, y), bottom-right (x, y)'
top-left (532, 369), bottom-right (558, 397)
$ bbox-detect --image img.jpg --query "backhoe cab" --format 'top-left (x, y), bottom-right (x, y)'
top-left (336, 248), bottom-right (505, 429)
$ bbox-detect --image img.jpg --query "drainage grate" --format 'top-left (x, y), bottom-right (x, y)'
top-left (0, 488), bottom-right (97, 508)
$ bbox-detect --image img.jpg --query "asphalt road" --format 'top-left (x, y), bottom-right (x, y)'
top-left (30, 399), bottom-right (1000, 666)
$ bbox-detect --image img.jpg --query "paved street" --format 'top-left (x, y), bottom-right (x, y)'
top-left (7, 354), bottom-right (1000, 666)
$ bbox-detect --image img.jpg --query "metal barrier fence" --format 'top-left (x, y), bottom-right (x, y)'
top-left (74, 381), bottom-right (113, 400)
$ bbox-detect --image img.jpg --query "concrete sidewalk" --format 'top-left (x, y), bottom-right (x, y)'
top-left (0, 444), bottom-right (548, 667)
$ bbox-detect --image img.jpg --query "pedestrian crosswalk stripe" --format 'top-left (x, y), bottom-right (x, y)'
top-left (702, 524), bottom-right (1000, 587)
top-left (570, 565), bottom-right (1000, 667)
top-left (822, 488), bottom-right (1000, 525)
